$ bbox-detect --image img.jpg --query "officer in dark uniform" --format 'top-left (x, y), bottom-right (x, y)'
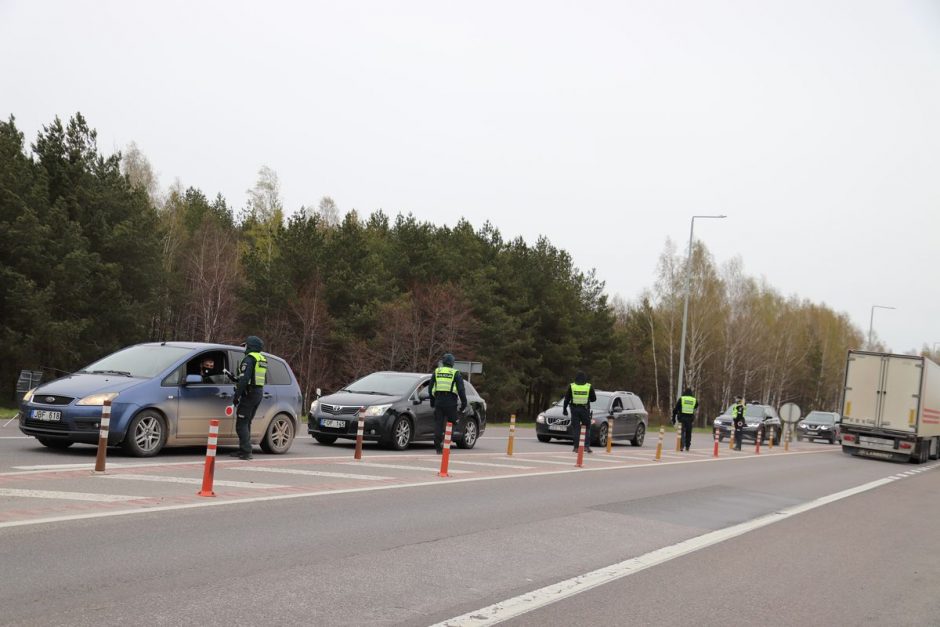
top-left (563, 371), bottom-right (596, 453)
top-left (231, 336), bottom-right (268, 460)
top-left (429, 353), bottom-right (467, 454)
top-left (732, 396), bottom-right (746, 451)
top-left (672, 387), bottom-right (697, 451)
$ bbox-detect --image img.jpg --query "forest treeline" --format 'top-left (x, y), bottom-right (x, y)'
top-left (1, 114), bottom-right (874, 422)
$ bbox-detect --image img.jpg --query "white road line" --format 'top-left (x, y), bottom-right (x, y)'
top-left (431, 464), bottom-right (939, 627)
top-left (564, 456), bottom-right (630, 464)
top-left (340, 461), bottom-right (471, 474)
top-left (0, 448), bottom-right (846, 529)
top-left (14, 463), bottom-right (134, 470)
top-left (234, 467), bottom-right (392, 481)
top-left (0, 488), bottom-right (144, 502)
top-left (101, 474), bottom-right (286, 489)
top-left (518, 457), bottom-right (582, 466)
top-left (447, 460), bottom-right (536, 470)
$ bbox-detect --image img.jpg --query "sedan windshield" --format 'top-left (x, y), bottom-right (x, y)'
top-left (79, 345), bottom-right (192, 379)
top-left (804, 412), bottom-right (836, 424)
top-left (343, 373), bottom-right (420, 396)
top-left (722, 405), bottom-right (772, 418)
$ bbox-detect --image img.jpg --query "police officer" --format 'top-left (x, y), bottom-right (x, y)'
top-left (231, 336), bottom-right (268, 460)
top-left (563, 371), bottom-right (596, 453)
top-left (429, 353), bottom-right (467, 454)
top-left (672, 388), bottom-right (697, 451)
top-left (732, 395), bottom-right (746, 451)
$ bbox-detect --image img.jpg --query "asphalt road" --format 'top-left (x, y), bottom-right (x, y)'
top-left (0, 421), bottom-right (936, 626)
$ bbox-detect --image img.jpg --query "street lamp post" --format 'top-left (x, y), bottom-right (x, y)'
top-left (867, 305), bottom-right (895, 350)
top-left (677, 215), bottom-right (727, 405)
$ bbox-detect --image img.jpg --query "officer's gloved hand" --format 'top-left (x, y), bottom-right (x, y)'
top-left (233, 395), bottom-right (240, 407)
top-left (460, 404), bottom-right (467, 414)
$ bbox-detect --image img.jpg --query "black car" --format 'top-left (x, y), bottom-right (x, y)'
top-left (307, 371), bottom-right (487, 450)
top-left (713, 402), bottom-right (782, 443)
top-left (534, 390), bottom-right (648, 447)
top-left (797, 411), bottom-right (841, 444)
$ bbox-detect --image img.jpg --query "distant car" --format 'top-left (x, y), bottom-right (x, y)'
top-left (713, 402), bottom-right (782, 443)
top-left (307, 371), bottom-right (487, 450)
top-left (797, 411), bottom-right (842, 444)
top-left (535, 390), bottom-right (648, 447)
top-left (18, 342), bottom-right (302, 456)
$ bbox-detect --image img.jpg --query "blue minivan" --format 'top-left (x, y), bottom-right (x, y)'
top-left (18, 342), bottom-right (303, 456)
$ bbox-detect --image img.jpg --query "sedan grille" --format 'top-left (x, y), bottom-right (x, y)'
top-left (35, 395), bottom-right (74, 406)
top-left (547, 415), bottom-right (571, 426)
top-left (320, 404), bottom-right (361, 416)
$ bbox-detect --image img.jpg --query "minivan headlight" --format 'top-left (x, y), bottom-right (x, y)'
top-left (362, 404), bottom-right (392, 417)
top-left (22, 387), bottom-right (37, 403)
top-left (310, 399), bottom-right (319, 414)
top-left (76, 392), bottom-right (119, 406)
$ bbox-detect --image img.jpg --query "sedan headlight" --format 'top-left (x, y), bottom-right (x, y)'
top-left (22, 387), bottom-right (37, 403)
top-left (819, 426), bottom-right (830, 430)
top-left (76, 392), bottom-right (119, 406)
top-left (362, 403), bottom-right (392, 417)
top-left (310, 399), bottom-right (319, 414)
top-left (536, 413), bottom-right (545, 424)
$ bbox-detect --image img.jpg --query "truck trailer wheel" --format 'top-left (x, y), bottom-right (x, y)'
top-left (929, 437), bottom-right (940, 461)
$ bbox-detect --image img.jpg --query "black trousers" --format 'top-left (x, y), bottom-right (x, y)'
top-left (570, 406), bottom-right (592, 450)
top-left (734, 423), bottom-right (744, 450)
top-left (434, 404), bottom-right (458, 452)
top-left (235, 391), bottom-right (262, 455)
top-left (679, 415), bottom-right (694, 450)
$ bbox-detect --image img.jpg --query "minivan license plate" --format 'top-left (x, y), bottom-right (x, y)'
top-left (321, 418), bottom-right (345, 429)
top-left (31, 409), bottom-right (61, 422)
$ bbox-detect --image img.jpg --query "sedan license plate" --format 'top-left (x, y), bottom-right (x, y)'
top-left (320, 418), bottom-right (346, 429)
top-left (549, 424), bottom-right (569, 432)
top-left (31, 409), bottom-right (62, 422)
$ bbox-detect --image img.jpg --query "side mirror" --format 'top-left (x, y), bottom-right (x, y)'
top-left (184, 374), bottom-right (202, 385)
top-left (315, 388), bottom-right (322, 399)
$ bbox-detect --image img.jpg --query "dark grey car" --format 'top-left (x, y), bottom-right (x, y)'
top-left (797, 411), bottom-right (842, 444)
top-left (534, 390), bottom-right (648, 447)
top-left (713, 402), bottom-right (782, 443)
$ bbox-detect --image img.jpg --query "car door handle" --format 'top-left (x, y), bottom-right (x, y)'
top-left (263, 393), bottom-right (273, 399)
top-left (216, 392), bottom-right (232, 398)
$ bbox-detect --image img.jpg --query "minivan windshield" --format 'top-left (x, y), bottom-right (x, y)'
top-left (342, 372), bottom-right (421, 396)
top-left (79, 345), bottom-right (193, 379)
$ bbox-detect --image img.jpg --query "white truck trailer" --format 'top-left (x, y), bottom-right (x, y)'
top-left (840, 350), bottom-right (940, 463)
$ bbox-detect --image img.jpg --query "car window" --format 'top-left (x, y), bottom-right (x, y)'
top-left (80, 344), bottom-right (192, 379)
top-left (628, 395), bottom-right (644, 411)
top-left (593, 393), bottom-right (612, 410)
top-left (266, 358), bottom-right (291, 385)
top-left (612, 397), bottom-right (623, 411)
top-left (182, 350), bottom-right (230, 385)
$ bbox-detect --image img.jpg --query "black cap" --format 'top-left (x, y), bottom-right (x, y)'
top-left (442, 353), bottom-right (455, 366)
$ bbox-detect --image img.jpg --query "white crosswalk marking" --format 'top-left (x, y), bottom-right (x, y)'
top-left (340, 462), bottom-right (471, 474)
top-left (515, 457), bottom-right (579, 466)
top-left (0, 488), bottom-right (143, 502)
top-left (101, 474), bottom-right (285, 489)
top-left (447, 460), bottom-right (535, 469)
top-left (14, 463), bottom-right (133, 470)
top-left (234, 467), bottom-right (392, 481)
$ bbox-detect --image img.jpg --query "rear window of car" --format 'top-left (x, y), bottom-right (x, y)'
top-left (265, 359), bottom-right (292, 385)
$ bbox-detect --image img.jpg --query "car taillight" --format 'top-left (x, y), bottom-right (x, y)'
top-left (899, 441), bottom-right (912, 449)
top-left (843, 434), bottom-right (855, 442)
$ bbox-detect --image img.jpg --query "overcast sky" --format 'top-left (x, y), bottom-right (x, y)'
top-left (3, 0), bottom-right (939, 352)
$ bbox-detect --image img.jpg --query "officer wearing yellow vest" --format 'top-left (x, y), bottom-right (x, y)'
top-left (563, 371), bottom-right (597, 453)
top-left (429, 353), bottom-right (467, 454)
top-left (231, 335), bottom-right (268, 460)
top-left (732, 395), bottom-right (746, 451)
top-left (672, 388), bottom-right (698, 451)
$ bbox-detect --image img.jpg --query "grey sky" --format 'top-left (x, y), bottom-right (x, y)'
top-left (3, 0), bottom-right (939, 352)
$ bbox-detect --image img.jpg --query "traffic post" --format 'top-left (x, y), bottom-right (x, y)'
top-left (198, 416), bottom-right (223, 497)
top-left (93, 399), bottom-right (112, 473)
top-left (784, 424), bottom-right (790, 452)
top-left (755, 427), bottom-right (761, 455)
top-left (654, 425), bottom-right (664, 461)
top-left (606, 417), bottom-right (614, 454)
top-left (438, 421), bottom-right (453, 477)
top-left (713, 428), bottom-right (719, 457)
top-left (575, 424), bottom-right (586, 468)
top-left (769, 428), bottom-right (775, 449)
top-left (675, 422), bottom-right (682, 452)
top-left (354, 406), bottom-right (365, 460)
top-left (729, 429), bottom-right (735, 450)
top-left (507, 413), bottom-right (516, 456)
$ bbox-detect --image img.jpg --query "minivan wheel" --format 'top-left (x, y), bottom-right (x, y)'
top-left (314, 434), bottom-right (338, 445)
top-left (261, 414), bottom-right (295, 454)
top-left (631, 423), bottom-right (646, 447)
top-left (122, 410), bottom-right (167, 457)
top-left (37, 437), bottom-right (73, 450)
top-left (389, 416), bottom-right (412, 450)
top-left (457, 417), bottom-right (479, 449)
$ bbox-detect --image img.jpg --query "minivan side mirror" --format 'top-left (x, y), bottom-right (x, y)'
top-left (183, 374), bottom-right (202, 385)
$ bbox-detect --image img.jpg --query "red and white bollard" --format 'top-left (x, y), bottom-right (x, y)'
top-left (507, 413), bottom-right (516, 456)
top-left (755, 428), bottom-right (762, 455)
top-left (354, 407), bottom-right (365, 460)
top-left (575, 425), bottom-right (587, 468)
top-left (198, 416), bottom-right (222, 497)
top-left (713, 428), bottom-right (719, 458)
top-left (438, 421), bottom-right (453, 477)
top-left (93, 399), bottom-right (112, 473)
